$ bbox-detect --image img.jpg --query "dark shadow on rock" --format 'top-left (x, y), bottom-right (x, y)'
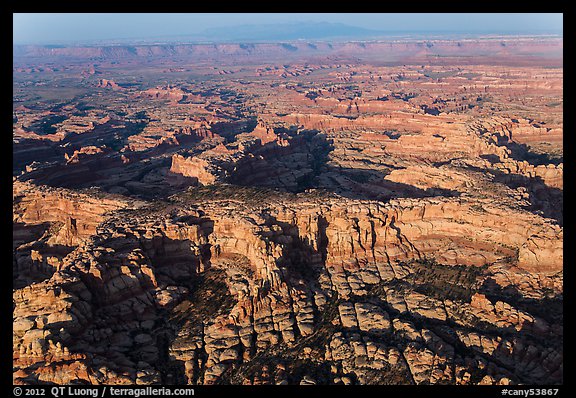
top-left (48, 216), bottom-right (220, 384)
top-left (320, 165), bottom-right (461, 202)
top-left (14, 118), bottom-right (212, 200)
top-left (480, 154), bottom-right (501, 164)
top-left (261, 212), bottom-right (327, 286)
top-left (505, 140), bottom-right (563, 166)
top-left (17, 123), bottom-right (463, 204)
top-left (464, 163), bottom-right (562, 226)
top-left (223, 129), bottom-right (461, 202)
top-left (478, 126), bottom-right (562, 167)
top-left (210, 117), bottom-right (258, 143)
top-left (13, 221), bottom-right (51, 246)
top-left (359, 277), bottom-right (562, 384)
top-left (13, 221), bottom-right (77, 288)
top-left (13, 242), bottom-right (76, 289)
top-left (13, 138), bottom-right (62, 173)
top-left (480, 277), bottom-right (563, 326)
top-left (223, 128), bottom-right (332, 194)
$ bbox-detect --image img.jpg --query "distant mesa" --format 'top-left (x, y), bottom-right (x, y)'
top-left (13, 37), bottom-right (563, 63)
top-left (97, 79), bottom-right (122, 90)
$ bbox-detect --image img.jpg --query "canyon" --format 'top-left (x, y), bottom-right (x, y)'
top-left (13, 35), bottom-right (563, 385)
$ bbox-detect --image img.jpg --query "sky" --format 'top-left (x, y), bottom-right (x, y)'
top-left (13, 13), bottom-right (563, 45)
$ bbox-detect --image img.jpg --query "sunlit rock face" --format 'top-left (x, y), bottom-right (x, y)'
top-left (13, 36), bottom-right (562, 385)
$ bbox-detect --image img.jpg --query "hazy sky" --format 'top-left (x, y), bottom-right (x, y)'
top-left (13, 13), bottom-right (563, 45)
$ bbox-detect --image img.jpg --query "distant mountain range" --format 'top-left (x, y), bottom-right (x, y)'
top-left (13, 37), bottom-right (563, 65)
top-left (13, 21), bottom-right (562, 47)
top-left (199, 22), bottom-right (383, 42)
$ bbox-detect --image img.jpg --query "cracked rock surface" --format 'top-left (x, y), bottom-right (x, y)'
top-left (13, 45), bottom-right (562, 385)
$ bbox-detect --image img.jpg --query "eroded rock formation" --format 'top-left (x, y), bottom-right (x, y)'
top-left (13, 185), bottom-right (562, 385)
top-left (13, 37), bottom-right (563, 385)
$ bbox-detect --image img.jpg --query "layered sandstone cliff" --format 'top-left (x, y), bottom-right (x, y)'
top-left (13, 42), bottom-right (563, 385)
top-left (13, 186), bottom-right (562, 385)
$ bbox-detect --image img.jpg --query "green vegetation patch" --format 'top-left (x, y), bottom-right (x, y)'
top-left (400, 258), bottom-right (488, 302)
